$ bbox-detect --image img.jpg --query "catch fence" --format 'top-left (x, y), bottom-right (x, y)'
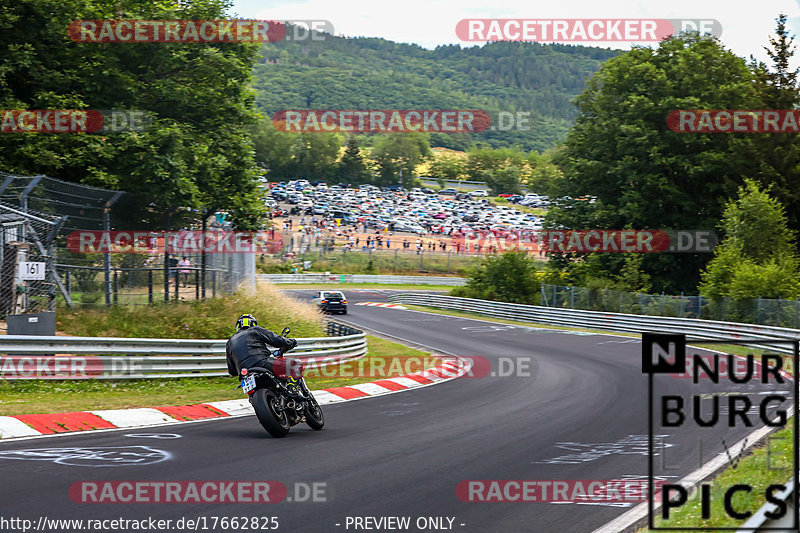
top-left (540, 283), bottom-right (800, 328)
top-left (0, 170), bottom-right (256, 310)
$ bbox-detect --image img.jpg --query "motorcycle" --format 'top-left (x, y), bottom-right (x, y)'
top-left (237, 327), bottom-right (325, 437)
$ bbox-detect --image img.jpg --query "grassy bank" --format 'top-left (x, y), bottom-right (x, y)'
top-left (490, 197), bottom-right (547, 216)
top-left (57, 281), bottom-right (325, 338)
top-left (258, 249), bottom-right (481, 276)
top-left (0, 336), bottom-right (436, 415)
top-left (268, 283), bottom-right (456, 291)
top-left (640, 422), bottom-right (794, 531)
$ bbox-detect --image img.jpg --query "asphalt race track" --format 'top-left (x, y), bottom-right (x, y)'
top-left (0, 289), bottom-right (789, 533)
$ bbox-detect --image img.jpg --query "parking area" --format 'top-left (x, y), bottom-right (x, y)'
top-left (263, 180), bottom-right (553, 256)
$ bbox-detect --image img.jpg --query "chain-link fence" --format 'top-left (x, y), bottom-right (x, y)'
top-left (0, 171), bottom-right (121, 234)
top-left (540, 283), bottom-right (800, 328)
top-left (55, 233), bottom-right (256, 308)
top-left (0, 171), bottom-right (256, 310)
top-left (0, 202), bottom-right (66, 318)
top-left (260, 234), bottom-right (485, 276)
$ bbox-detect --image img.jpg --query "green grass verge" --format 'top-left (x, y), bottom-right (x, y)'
top-left (402, 303), bottom-right (639, 337)
top-left (274, 283), bottom-right (456, 291)
top-left (0, 335), bottom-right (436, 415)
top-left (490, 197), bottom-right (547, 216)
top-left (638, 422), bottom-right (794, 531)
top-left (258, 249), bottom-right (482, 276)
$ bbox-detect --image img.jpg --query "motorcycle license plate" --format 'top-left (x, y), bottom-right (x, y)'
top-left (241, 375), bottom-right (256, 394)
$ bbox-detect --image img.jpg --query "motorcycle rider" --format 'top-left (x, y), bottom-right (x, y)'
top-left (226, 314), bottom-right (302, 395)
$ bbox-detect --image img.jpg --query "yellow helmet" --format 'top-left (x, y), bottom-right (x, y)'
top-left (235, 314), bottom-right (257, 331)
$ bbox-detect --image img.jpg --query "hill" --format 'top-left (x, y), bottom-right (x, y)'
top-left (252, 36), bottom-right (621, 152)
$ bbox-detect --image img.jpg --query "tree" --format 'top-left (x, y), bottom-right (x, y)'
top-left (427, 154), bottom-right (466, 186)
top-left (465, 146), bottom-right (526, 180)
top-left (700, 179), bottom-right (799, 299)
top-left (370, 132), bottom-right (431, 187)
top-left (549, 32), bottom-right (767, 292)
top-left (249, 38), bottom-right (618, 153)
top-left (452, 251), bottom-right (540, 304)
top-left (484, 166), bottom-right (522, 195)
top-left (763, 13), bottom-right (799, 109)
top-left (287, 132), bottom-right (343, 179)
top-left (251, 116), bottom-right (294, 177)
top-left (0, 0), bottom-right (264, 229)
top-left (336, 136), bottom-right (370, 183)
top-left (525, 149), bottom-right (564, 195)
top-left (745, 14), bottom-right (800, 235)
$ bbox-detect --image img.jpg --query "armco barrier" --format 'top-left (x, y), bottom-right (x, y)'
top-left (0, 322), bottom-right (366, 379)
top-left (419, 177), bottom-right (531, 193)
top-left (736, 477), bottom-right (796, 531)
top-left (258, 273), bottom-right (465, 286)
top-left (388, 293), bottom-right (800, 355)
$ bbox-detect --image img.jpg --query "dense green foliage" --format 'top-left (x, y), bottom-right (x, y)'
top-left (452, 251), bottom-right (540, 304)
top-left (0, 0), bottom-right (264, 229)
top-left (252, 38), bottom-right (619, 152)
top-left (253, 118), bottom-right (562, 189)
top-left (426, 154), bottom-right (466, 184)
top-left (546, 30), bottom-right (798, 293)
top-left (700, 180), bottom-right (799, 299)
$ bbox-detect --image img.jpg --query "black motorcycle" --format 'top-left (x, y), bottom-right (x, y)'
top-left (238, 327), bottom-right (325, 437)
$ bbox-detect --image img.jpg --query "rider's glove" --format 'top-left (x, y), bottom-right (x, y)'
top-left (288, 338), bottom-right (298, 350)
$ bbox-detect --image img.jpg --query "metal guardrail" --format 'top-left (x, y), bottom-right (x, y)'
top-left (389, 293), bottom-right (800, 355)
top-left (0, 322), bottom-right (367, 379)
top-left (737, 477), bottom-right (796, 531)
top-left (419, 177), bottom-right (531, 193)
top-left (258, 273), bottom-right (466, 286)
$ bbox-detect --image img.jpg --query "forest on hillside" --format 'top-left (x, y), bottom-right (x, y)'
top-left (251, 35), bottom-right (620, 152)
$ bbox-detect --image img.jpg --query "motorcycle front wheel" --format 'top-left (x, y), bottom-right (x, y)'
top-left (305, 394), bottom-right (325, 430)
top-left (252, 389), bottom-right (291, 437)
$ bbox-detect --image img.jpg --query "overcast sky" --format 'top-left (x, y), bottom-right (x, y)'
top-left (230, 0), bottom-right (800, 67)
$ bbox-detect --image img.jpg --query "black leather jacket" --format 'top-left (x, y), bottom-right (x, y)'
top-left (226, 326), bottom-right (295, 377)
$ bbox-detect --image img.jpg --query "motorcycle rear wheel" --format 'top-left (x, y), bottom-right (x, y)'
top-left (252, 389), bottom-right (291, 437)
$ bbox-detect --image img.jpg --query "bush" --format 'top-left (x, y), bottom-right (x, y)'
top-left (451, 251), bottom-right (540, 304)
top-left (257, 260), bottom-right (294, 274)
